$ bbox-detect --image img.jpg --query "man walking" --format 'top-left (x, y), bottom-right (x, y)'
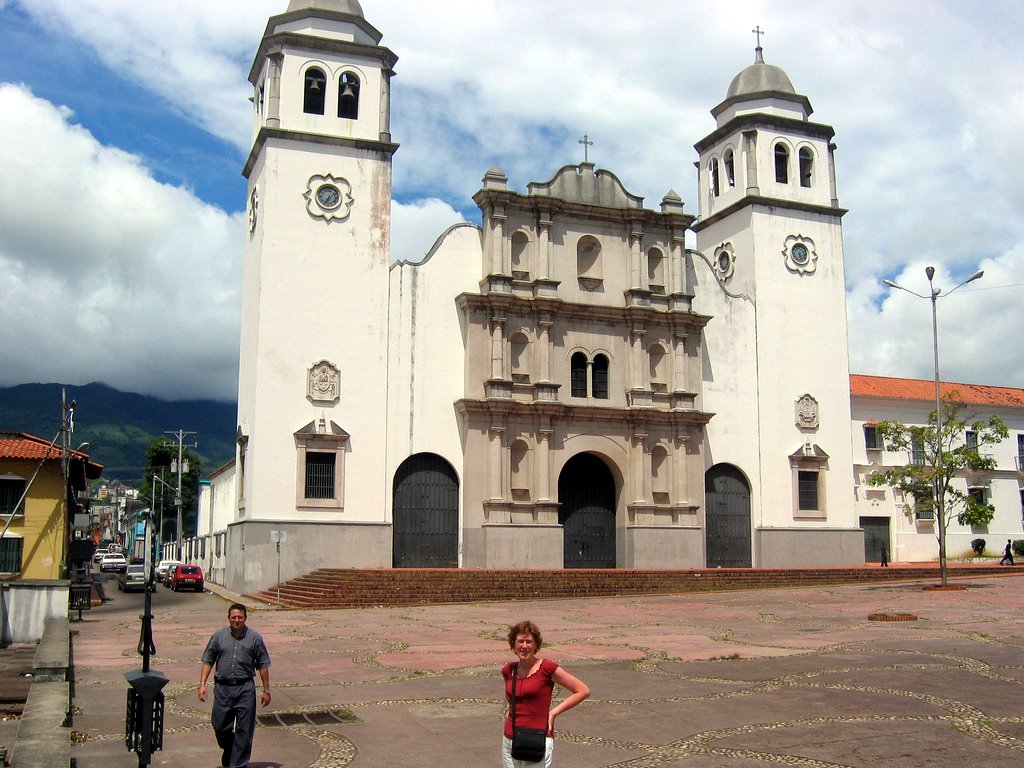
top-left (199, 603), bottom-right (272, 768)
top-left (1000, 539), bottom-right (1015, 566)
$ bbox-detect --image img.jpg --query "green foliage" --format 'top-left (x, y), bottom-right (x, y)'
top-left (970, 538), bottom-right (986, 556)
top-left (866, 393), bottom-right (1008, 579)
top-left (139, 438), bottom-right (203, 541)
top-left (1013, 540), bottom-right (1024, 557)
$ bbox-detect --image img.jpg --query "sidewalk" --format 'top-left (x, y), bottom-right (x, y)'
top-left (71, 572), bottom-right (1024, 767)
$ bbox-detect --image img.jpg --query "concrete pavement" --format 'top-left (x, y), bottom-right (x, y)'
top-left (70, 571), bottom-right (1024, 767)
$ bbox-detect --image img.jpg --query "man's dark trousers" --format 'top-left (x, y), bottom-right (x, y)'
top-left (212, 679), bottom-right (256, 768)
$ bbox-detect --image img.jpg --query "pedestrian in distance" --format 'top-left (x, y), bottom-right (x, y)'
top-left (880, 545), bottom-right (889, 567)
top-left (501, 620), bottom-right (590, 768)
top-left (198, 603), bottom-right (272, 768)
top-left (1000, 539), bottom-right (1015, 566)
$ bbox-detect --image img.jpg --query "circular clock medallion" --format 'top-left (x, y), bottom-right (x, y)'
top-left (316, 183), bottom-right (342, 210)
top-left (791, 243), bottom-right (809, 265)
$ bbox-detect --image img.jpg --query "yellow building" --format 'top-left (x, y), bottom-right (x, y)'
top-left (0, 432), bottom-right (102, 580)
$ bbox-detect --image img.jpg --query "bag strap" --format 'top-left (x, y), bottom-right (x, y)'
top-left (510, 662), bottom-right (519, 729)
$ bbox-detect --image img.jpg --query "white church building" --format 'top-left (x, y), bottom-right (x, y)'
top-left (188, 0), bottom-right (1024, 594)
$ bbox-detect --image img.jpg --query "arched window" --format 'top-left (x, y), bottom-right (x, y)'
top-left (592, 354), bottom-right (609, 400)
top-left (710, 158), bottom-right (720, 197)
top-left (511, 232), bottom-right (530, 279)
top-left (799, 147), bottom-right (813, 187)
top-left (510, 332), bottom-right (530, 383)
top-left (647, 247), bottom-right (665, 295)
top-left (303, 67), bottom-right (326, 115)
top-left (570, 352), bottom-right (588, 398)
top-left (774, 143), bottom-right (789, 184)
top-left (648, 343), bottom-right (667, 392)
top-left (651, 445), bottom-right (669, 502)
top-left (576, 236), bottom-right (602, 281)
top-left (724, 149), bottom-right (735, 187)
top-left (510, 440), bottom-right (531, 501)
top-left (338, 72), bottom-right (360, 119)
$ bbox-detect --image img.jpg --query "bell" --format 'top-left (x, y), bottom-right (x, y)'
top-left (307, 78), bottom-right (321, 91)
top-left (340, 83), bottom-right (356, 101)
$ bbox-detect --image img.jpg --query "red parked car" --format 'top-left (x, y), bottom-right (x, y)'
top-left (168, 564), bottom-right (205, 592)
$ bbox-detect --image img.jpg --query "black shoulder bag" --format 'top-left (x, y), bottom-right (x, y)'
top-left (510, 662), bottom-right (548, 763)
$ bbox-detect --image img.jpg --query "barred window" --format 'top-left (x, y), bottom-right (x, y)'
top-left (0, 536), bottom-right (23, 573)
top-left (798, 470), bottom-right (819, 511)
top-left (305, 452), bottom-right (336, 499)
top-left (0, 478), bottom-right (25, 516)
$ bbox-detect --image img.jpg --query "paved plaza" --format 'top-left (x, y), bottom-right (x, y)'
top-left (69, 572), bottom-right (1024, 767)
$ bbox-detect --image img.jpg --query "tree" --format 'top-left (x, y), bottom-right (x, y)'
top-left (139, 438), bottom-right (202, 546)
top-left (867, 394), bottom-right (1008, 586)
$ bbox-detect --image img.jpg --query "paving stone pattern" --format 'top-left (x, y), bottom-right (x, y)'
top-left (69, 573), bottom-right (1024, 767)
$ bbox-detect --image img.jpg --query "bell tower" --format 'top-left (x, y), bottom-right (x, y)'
top-left (692, 41), bottom-right (859, 566)
top-left (232, 0), bottom-right (399, 592)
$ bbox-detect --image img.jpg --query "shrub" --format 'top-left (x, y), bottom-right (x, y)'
top-left (1013, 540), bottom-right (1024, 557)
top-left (970, 538), bottom-right (986, 556)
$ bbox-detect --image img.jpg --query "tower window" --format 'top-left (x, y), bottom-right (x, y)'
top-left (724, 149), bottom-right (735, 187)
top-left (303, 67), bottom-right (326, 115)
top-left (774, 143), bottom-right (789, 184)
top-left (710, 158), bottom-right (720, 197)
top-left (338, 72), bottom-right (360, 120)
top-left (799, 147), bottom-right (813, 187)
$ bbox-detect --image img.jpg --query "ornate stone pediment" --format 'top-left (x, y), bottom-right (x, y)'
top-left (527, 162), bottom-right (644, 209)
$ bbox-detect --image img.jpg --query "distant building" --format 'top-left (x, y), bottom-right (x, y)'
top-left (0, 432), bottom-right (103, 579)
top-left (851, 375), bottom-right (1024, 562)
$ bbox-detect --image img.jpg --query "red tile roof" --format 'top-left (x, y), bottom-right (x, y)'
top-left (851, 374), bottom-right (1024, 408)
top-left (0, 432), bottom-right (101, 466)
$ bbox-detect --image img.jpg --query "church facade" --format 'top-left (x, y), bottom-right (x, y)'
top-left (220, 0), bottom-right (865, 594)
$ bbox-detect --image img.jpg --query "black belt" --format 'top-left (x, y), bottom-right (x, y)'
top-left (215, 677), bottom-right (252, 686)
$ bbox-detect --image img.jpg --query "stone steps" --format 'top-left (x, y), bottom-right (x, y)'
top-left (246, 565), bottom-right (1023, 610)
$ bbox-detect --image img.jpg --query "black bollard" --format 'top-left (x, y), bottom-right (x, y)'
top-left (124, 669), bottom-right (168, 766)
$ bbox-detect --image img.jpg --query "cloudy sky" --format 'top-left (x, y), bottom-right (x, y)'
top-left (0, 0), bottom-right (1021, 403)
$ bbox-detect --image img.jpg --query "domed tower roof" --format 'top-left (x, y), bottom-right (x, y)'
top-left (286, 0), bottom-right (364, 16)
top-left (711, 45), bottom-right (812, 122)
top-left (726, 46), bottom-right (795, 98)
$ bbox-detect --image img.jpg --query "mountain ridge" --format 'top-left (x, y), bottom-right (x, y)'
top-left (0, 382), bottom-right (236, 487)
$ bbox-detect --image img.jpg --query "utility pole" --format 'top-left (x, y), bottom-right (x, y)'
top-left (164, 430), bottom-right (197, 554)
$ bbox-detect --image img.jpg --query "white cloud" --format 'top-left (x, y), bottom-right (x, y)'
top-left (391, 198), bottom-right (468, 265)
top-left (0, 83), bottom-right (242, 400)
top-left (4, 0), bottom-right (1024, 393)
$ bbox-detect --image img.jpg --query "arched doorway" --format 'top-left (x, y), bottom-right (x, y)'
top-left (558, 453), bottom-right (616, 568)
top-left (392, 453), bottom-right (459, 568)
top-left (704, 464), bottom-right (751, 567)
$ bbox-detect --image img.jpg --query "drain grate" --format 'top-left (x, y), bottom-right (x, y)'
top-left (867, 612), bottom-right (918, 621)
top-left (257, 708), bottom-right (359, 727)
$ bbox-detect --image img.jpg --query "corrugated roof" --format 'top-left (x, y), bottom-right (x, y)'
top-left (851, 374), bottom-right (1024, 408)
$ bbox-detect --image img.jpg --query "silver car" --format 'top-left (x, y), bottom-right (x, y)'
top-left (155, 560), bottom-right (181, 585)
top-left (117, 564), bottom-right (152, 592)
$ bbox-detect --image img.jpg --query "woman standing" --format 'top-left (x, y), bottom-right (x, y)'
top-left (501, 620), bottom-right (590, 767)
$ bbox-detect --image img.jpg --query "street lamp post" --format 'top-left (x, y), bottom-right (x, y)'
top-left (884, 266), bottom-right (983, 585)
